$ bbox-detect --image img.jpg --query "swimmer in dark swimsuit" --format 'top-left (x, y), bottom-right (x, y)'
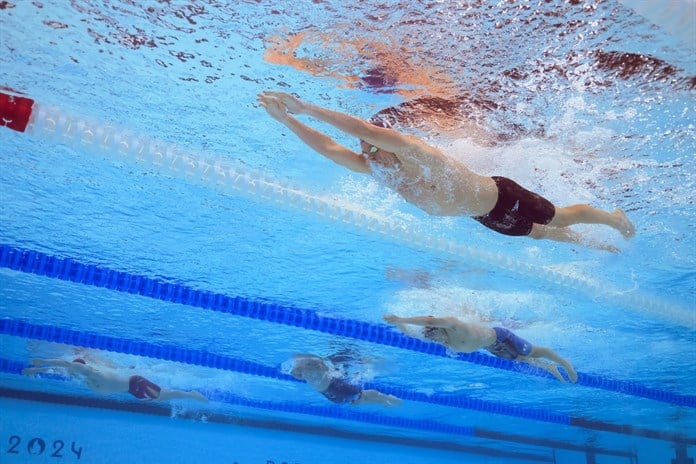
top-left (128, 375), bottom-right (162, 400)
top-left (22, 357), bottom-right (208, 402)
top-left (288, 353), bottom-right (401, 407)
top-left (384, 314), bottom-right (577, 383)
top-left (321, 377), bottom-right (363, 404)
top-left (258, 91), bottom-right (635, 252)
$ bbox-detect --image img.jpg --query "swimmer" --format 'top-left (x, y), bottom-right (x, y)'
top-left (22, 358), bottom-right (208, 402)
top-left (258, 91), bottom-right (635, 251)
top-left (288, 354), bottom-right (401, 407)
top-left (383, 314), bottom-right (577, 383)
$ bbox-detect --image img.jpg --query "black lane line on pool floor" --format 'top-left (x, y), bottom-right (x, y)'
top-left (0, 386), bottom-right (557, 463)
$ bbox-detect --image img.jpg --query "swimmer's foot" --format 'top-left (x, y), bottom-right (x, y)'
top-left (591, 241), bottom-right (620, 253)
top-left (562, 362), bottom-right (578, 383)
top-left (190, 391), bottom-right (209, 402)
top-left (547, 365), bottom-right (565, 383)
top-left (613, 209), bottom-right (635, 239)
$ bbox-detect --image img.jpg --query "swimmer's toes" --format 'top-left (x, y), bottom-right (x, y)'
top-left (563, 363), bottom-right (578, 383)
top-left (568, 370), bottom-right (578, 383)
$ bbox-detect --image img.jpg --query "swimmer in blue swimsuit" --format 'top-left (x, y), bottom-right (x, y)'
top-left (259, 91), bottom-right (635, 252)
top-left (288, 353), bottom-right (401, 407)
top-left (22, 357), bottom-right (208, 402)
top-left (384, 314), bottom-right (577, 383)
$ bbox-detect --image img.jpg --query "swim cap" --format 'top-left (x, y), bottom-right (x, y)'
top-left (360, 118), bottom-right (393, 149)
top-left (72, 358), bottom-right (87, 364)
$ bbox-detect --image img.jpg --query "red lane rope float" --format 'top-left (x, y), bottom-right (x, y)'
top-left (0, 89), bottom-right (34, 133)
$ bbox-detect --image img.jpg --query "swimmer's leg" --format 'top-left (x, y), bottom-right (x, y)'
top-left (158, 388), bottom-right (208, 402)
top-left (530, 224), bottom-right (619, 253)
top-left (528, 346), bottom-right (578, 383)
top-left (353, 390), bottom-right (402, 407)
top-left (548, 205), bottom-right (635, 239)
top-left (522, 358), bottom-right (565, 382)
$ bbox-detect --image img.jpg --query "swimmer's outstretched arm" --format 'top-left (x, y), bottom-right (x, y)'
top-left (258, 92), bottom-right (369, 173)
top-left (29, 358), bottom-right (68, 366)
top-left (261, 91), bottom-right (423, 157)
top-left (29, 358), bottom-right (88, 370)
top-left (24, 358), bottom-right (94, 377)
top-left (383, 314), bottom-right (458, 329)
top-left (22, 367), bottom-right (58, 376)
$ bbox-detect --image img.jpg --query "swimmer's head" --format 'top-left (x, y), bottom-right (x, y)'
top-left (423, 326), bottom-right (449, 345)
top-left (72, 358), bottom-right (87, 365)
top-left (289, 355), bottom-right (327, 380)
top-left (360, 118), bottom-right (392, 155)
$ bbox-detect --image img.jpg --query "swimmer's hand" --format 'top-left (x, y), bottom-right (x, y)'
top-left (257, 93), bottom-right (289, 122)
top-left (261, 91), bottom-right (305, 114)
top-left (383, 314), bottom-right (402, 324)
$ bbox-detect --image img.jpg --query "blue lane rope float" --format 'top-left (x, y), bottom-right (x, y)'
top-left (0, 320), bottom-right (563, 426)
top-left (1, 323), bottom-right (694, 445)
top-left (1, 244), bottom-right (694, 409)
top-left (1, 92), bottom-right (691, 329)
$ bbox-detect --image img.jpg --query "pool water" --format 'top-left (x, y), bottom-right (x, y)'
top-left (0, 1), bottom-right (694, 463)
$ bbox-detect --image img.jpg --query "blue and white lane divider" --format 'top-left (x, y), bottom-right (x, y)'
top-left (1, 91), bottom-right (692, 329)
top-left (0, 332), bottom-right (692, 446)
top-left (1, 244), bottom-right (694, 409)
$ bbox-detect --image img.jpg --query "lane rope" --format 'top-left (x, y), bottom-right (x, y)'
top-left (1, 329), bottom-right (691, 445)
top-left (0, 91), bottom-right (692, 329)
top-left (1, 244), bottom-right (694, 409)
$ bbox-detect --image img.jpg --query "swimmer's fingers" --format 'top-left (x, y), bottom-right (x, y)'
top-left (262, 91), bottom-right (304, 114)
top-left (263, 90), bottom-right (295, 100)
top-left (257, 93), bottom-right (273, 107)
top-left (259, 95), bottom-right (285, 109)
top-left (258, 96), bottom-right (289, 121)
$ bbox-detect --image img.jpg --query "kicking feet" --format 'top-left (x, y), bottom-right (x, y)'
top-left (561, 361), bottom-right (578, 383)
top-left (612, 209), bottom-right (635, 239)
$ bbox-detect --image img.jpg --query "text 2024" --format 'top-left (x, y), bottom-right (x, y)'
top-left (6, 435), bottom-right (83, 460)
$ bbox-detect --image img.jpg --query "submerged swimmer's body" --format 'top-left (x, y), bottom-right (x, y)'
top-left (289, 353), bottom-right (401, 407)
top-left (258, 91), bottom-right (635, 251)
top-left (384, 314), bottom-right (577, 383)
top-left (22, 358), bottom-right (208, 402)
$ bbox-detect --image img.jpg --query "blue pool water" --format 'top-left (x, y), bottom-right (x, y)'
top-left (0, 1), bottom-right (694, 463)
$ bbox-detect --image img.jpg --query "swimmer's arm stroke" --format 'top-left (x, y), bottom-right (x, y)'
top-left (258, 92), bottom-right (369, 173)
top-left (261, 91), bottom-right (436, 162)
top-left (25, 358), bottom-right (95, 376)
top-left (383, 314), bottom-right (459, 329)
